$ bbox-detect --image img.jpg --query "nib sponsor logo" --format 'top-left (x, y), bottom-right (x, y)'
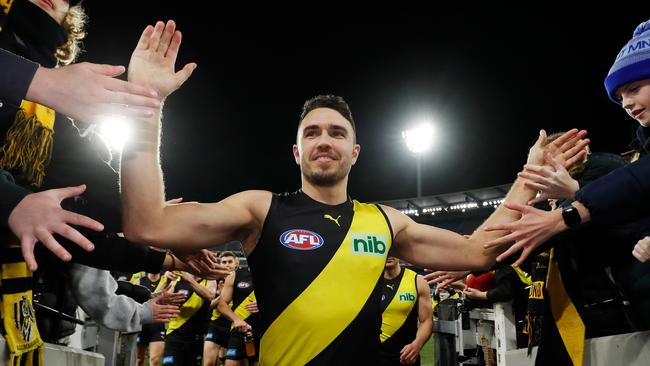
top-left (350, 234), bottom-right (388, 256)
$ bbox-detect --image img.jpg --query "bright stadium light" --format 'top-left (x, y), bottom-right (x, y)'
top-left (98, 115), bottom-right (132, 151)
top-left (402, 121), bottom-right (436, 197)
top-left (402, 123), bottom-right (435, 154)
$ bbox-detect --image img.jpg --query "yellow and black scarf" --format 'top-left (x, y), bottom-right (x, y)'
top-left (0, 240), bottom-right (44, 366)
top-left (523, 258), bottom-right (546, 355)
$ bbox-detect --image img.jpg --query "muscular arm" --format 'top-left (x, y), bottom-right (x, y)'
top-left (413, 275), bottom-right (433, 349)
top-left (215, 273), bottom-right (245, 325)
top-left (387, 129), bottom-right (588, 271)
top-left (399, 275), bottom-right (433, 365)
top-left (120, 21), bottom-right (269, 253)
top-left (385, 176), bottom-right (534, 271)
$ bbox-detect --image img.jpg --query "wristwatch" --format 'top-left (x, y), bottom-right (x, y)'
top-left (561, 205), bottom-right (582, 228)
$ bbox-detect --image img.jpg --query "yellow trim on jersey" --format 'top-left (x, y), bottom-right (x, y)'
top-left (259, 201), bottom-right (392, 366)
top-left (380, 268), bottom-right (418, 343)
top-left (211, 300), bottom-right (233, 321)
top-left (167, 279), bottom-right (207, 334)
top-left (230, 292), bottom-right (256, 329)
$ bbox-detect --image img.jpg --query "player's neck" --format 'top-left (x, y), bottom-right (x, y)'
top-left (384, 265), bottom-right (401, 279)
top-left (301, 177), bottom-right (348, 205)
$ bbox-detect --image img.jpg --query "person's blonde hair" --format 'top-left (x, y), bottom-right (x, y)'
top-left (55, 5), bottom-right (87, 65)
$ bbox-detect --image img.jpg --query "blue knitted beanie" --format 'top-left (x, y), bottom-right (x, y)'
top-left (605, 20), bottom-right (650, 104)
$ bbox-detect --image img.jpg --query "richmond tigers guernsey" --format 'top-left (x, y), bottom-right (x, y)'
top-left (379, 267), bottom-right (419, 365)
top-left (230, 268), bottom-right (258, 328)
top-left (139, 275), bottom-right (162, 294)
top-left (247, 190), bottom-right (393, 365)
top-left (166, 278), bottom-right (209, 337)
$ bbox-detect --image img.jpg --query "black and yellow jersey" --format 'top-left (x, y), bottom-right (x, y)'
top-left (166, 278), bottom-right (209, 338)
top-left (210, 300), bottom-right (233, 328)
top-left (379, 267), bottom-right (419, 355)
top-left (230, 268), bottom-right (258, 329)
top-left (139, 275), bottom-right (162, 294)
top-left (248, 190), bottom-right (393, 365)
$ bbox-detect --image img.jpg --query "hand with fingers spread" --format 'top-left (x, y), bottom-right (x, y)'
top-left (633, 236), bottom-right (650, 263)
top-left (484, 202), bottom-right (566, 266)
top-left (519, 154), bottom-right (580, 205)
top-left (479, 129), bottom-right (591, 266)
top-left (423, 270), bottom-right (469, 288)
top-left (128, 20), bottom-right (196, 101)
top-left (27, 62), bottom-right (161, 122)
top-left (157, 290), bottom-right (187, 307)
top-left (7, 184), bottom-right (104, 271)
top-left (174, 249), bottom-right (230, 280)
top-left (151, 293), bottom-right (180, 323)
top-left (526, 128), bottom-right (589, 168)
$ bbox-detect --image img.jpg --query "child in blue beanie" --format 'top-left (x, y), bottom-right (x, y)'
top-left (603, 20), bottom-right (650, 262)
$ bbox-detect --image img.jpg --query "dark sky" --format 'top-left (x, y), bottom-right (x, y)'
top-left (78, 3), bottom-right (648, 203)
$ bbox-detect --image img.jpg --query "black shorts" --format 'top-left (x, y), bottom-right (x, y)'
top-left (225, 330), bottom-right (260, 362)
top-left (205, 320), bottom-right (231, 347)
top-left (162, 333), bottom-right (203, 366)
top-left (137, 323), bottom-right (166, 345)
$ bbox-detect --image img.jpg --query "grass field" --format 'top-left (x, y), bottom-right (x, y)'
top-left (420, 335), bottom-right (435, 366)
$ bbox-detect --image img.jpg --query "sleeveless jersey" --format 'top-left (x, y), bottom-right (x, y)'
top-left (380, 267), bottom-right (419, 354)
top-left (166, 278), bottom-right (209, 337)
top-left (230, 269), bottom-right (258, 329)
top-left (248, 190), bottom-right (393, 365)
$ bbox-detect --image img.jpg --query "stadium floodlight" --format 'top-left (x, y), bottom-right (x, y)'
top-left (402, 123), bottom-right (435, 154)
top-left (402, 122), bottom-right (435, 198)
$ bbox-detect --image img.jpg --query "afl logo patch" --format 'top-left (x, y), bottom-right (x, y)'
top-left (279, 229), bottom-right (324, 250)
top-left (237, 281), bottom-right (251, 289)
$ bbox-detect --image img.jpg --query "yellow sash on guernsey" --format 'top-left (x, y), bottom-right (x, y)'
top-left (259, 201), bottom-right (392, 366)
top-left (129, 272), bottom-right (144, 284)
top-left (152, 276), bottom-right (167, 293)
top-left (211, 300), bottom-right (232, 321)
top-left (230, 292), bottom-right (256, 329)
top-left (380, 268), bottom-right (417, 342)
top-left (546, 249), bottom-right (585, 366)
top-left (166, 279), bottom-right (207, 334)
top-left (0, 237), bottom-right (43, 366)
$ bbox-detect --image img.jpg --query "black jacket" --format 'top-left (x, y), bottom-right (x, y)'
top-left (0, 48), bottom-right (38, 228)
